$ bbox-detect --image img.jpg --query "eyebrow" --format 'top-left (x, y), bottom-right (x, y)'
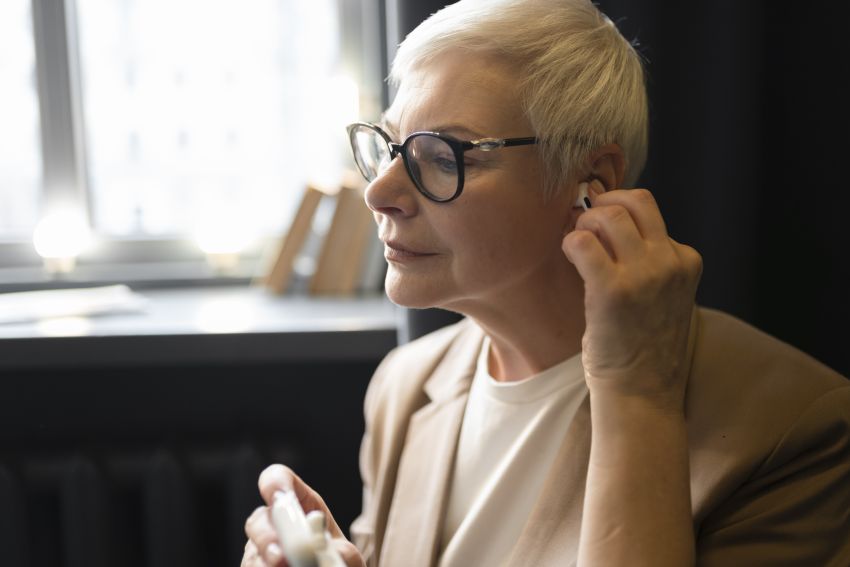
top-left (432, 124), bottom-right (487, 139)
top-left (377, 114), bottom-right (399, 137)
top-left (378, 114), bottom-right (485, 141)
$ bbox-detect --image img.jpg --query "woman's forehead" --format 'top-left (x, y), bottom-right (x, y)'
top-left (384, 52), bottom-right (530, 138)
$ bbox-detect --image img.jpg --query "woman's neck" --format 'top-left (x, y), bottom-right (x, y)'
top-left (453, 262), bottom-right (586, 382)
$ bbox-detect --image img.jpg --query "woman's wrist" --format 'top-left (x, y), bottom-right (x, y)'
top-left (580, 381), bottom-right (695, 566)
top-left (586, 385), bottom-right (690, 472)
top-left (588, 379), bottom-right (686, 422)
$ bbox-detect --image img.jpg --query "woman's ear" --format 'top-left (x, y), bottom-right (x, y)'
top-left (587, 143), bottom-right (626, 191)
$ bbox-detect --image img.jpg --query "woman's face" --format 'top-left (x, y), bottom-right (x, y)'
top-left (365, 51), bottom-right (577, 313)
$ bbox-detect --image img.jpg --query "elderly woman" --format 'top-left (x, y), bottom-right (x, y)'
top-left (243, 0), bottom-right (850, 565)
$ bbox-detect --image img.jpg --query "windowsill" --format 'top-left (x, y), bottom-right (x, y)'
top-left (0, 285), bottom-right (399, 370)
top-left (0, 236), bottom-right (279, 292)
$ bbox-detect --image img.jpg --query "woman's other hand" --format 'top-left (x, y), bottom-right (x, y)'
top-left (242, 464), bottom-right (365, 567)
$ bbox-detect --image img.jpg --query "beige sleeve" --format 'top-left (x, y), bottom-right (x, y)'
top-left (350, 348), bottom-right (398, 567)
top-left (350, 429), bottom-right (375, 564)
top-left (697, 386), bottom-right (850, 566)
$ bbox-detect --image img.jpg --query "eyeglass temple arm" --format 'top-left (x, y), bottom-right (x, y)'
top-left (470, 137), bottom-right (538, 151)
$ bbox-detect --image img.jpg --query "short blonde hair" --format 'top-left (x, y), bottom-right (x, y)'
top-left (390, 0), bottom-right (649, 193)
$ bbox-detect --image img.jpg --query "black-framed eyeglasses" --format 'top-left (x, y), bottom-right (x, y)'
top-left (346, 121), bottom-right (538, 203)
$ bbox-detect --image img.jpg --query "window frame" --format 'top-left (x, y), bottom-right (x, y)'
top-left (0, 0), bottom-right (386, 292)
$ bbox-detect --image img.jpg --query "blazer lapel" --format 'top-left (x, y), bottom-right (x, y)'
top-left (379, 324), bottom-right (484, 567)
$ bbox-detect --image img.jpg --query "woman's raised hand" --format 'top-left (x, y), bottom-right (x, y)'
top-left (562, 180), bottom-right (700, 566)
top-left (562, 179), bottom-right (703, 411)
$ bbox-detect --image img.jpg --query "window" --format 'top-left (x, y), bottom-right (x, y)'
top-left (0, 0), bottom-right (42, 240)
top-left (0, 0), bottom-right (382, 285)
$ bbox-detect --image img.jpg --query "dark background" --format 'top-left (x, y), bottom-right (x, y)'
top-left (400, 0), bottom-right (850, 377)
top-left (602, 0), bottom-right (850, 378)
top-left (2, 2), bottom-right (848, 566)
top-left (0, 358), bottom-right (377, 567)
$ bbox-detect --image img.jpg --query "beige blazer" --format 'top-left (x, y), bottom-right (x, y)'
top-left (350, 307), bottom-right (850, 566)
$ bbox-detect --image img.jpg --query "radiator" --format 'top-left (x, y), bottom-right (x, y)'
top-left (0, 443), bottom-right (299, 567)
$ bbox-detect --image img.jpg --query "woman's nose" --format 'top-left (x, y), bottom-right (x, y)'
top-left (363, 156), bottom-right (419, 218)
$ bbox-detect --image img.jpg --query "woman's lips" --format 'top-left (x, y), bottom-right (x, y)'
top-left (383, 240), bottom-right (436, 262)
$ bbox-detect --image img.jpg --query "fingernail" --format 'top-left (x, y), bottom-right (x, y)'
top-left (266, 543), bottom-right (283, 563)
top-left (589, 179), bottom-right (605, 196)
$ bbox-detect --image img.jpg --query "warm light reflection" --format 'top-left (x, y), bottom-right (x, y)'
top-left (195, 298), bottom-right (255, 334)
top-left (36, 316), bottom-right (92, 337)
top-left (32, 210), bottom-right (92, 271)
top-left (193, 205), bottom-right (259, 272)
top-left (193, 205), bottom-right (256, 256)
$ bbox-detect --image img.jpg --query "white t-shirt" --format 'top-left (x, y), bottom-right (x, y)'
top-left (438, 337), bottom-right (588, 566)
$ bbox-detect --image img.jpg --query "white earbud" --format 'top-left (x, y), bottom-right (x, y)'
top-left (575, 182), bottom-right (591, 211)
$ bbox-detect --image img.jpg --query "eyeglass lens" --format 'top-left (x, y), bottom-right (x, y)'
top-left (350, 125), bottom-right (459, 201)
top-left (407, 135), bottom-right (458, 200)
top-left (351, 127), bottom-right (391, 181)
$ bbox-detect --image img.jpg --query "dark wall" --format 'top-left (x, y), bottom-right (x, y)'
top-left (396, 0), bottom-right (849, 376)
top-left (0, 359), bottom-right (378, 567)
top-left (597, 0), bottom-right (850, 375)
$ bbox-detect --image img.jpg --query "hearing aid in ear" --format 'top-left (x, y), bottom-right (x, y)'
top-left (575, 182), bottom-right (591, 211)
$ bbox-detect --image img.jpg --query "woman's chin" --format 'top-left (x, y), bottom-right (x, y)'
top-left (384, 286), bottom-right (437, 310)
top-left (384, 272), bottom-right (450, 310)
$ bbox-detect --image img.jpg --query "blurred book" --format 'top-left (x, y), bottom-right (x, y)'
top-left (310, 183), bottom-right (375, 295)
top-left (259, 174), bottom-right (385, 297)
top-left (357, 225), bottom-right (386, 294)
top-left (288, 192), bottom-right (338, 295)
top-left (258, 185), bottom-right (325, 295)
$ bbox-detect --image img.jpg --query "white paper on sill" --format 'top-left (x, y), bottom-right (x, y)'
top-left (0, 285), bottom-right (149, 325)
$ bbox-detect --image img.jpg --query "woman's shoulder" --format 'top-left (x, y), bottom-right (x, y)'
top-left (364, 316), bottom-right (481, 412)
top-left (687, 305), bottom-right (849, 488)
top-left (688, 307), bottom-right (850, 557)
top-left (688, 306), bottom-right (847, 432)
top-left (376, 316), bottom-right (477, 379)
top-left (691, 306), bottom-right (846, 390)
